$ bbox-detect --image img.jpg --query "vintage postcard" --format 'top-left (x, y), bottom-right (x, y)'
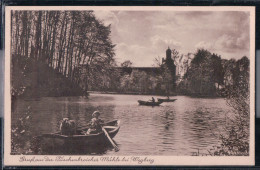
top-left (4, 6), bottom-right (255, 166)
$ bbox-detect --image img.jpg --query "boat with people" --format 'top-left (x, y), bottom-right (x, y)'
top-left (138, 100), bottom-right (163, 106)
top-left (39, 120), bottom-right (120, 146)
top-left (157, 98), bottom-right (177, 102)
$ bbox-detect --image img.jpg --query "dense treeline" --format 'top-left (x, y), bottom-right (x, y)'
top-left (86, 66), bottom-right (174, 95)
top-left (177, 49), bottom-right (249, 97)
top-left (11, 10), bottom-right (115, 98)
top-left (86, 48), bottom-right (249, 97)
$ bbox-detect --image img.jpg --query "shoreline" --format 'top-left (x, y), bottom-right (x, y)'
top-left (13, 91), bottom-right (224, 100)
top-left (87, 91), bottom-right (176, 96)
top-left (87, 91), bottom-right (223, 99)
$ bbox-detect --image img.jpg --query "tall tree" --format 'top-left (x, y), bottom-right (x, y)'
top-left (11, 10), bottom-right (116, 96)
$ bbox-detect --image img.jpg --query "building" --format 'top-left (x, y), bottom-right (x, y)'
top-left (78, 47), bottom-right (177, 94)
top-left (118, 47), bottom-right (176, 78)
top-left (115, 47), bottom-right (177, 92)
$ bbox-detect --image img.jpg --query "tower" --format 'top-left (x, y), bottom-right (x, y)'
top-left (166, 47), bottom-right (171, 61)
top-left (163, 47), bottom-right (176, 92)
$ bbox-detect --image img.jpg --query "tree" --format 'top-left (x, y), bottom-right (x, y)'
top-left (153, 56), bottom-right (162, 67)
top-left (121, 60), bottom-right (133, 67)
top-left (210, 56), bottom-right (250, 156)
top-left (11, 10), bottom-right (116, 97)
top-left (160, 65), bottom-right (174, 94)
top-left (171, 49), bottom-right (179, 64)
top-left (211, 53), bottom-right (224, 89)
top-left (184, 49), bottom-right (215, 96)
top-left (222, 58), bottom-right (236, 87)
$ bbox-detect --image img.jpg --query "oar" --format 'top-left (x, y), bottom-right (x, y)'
top-left (103, 126), bottom-right (117, 129)
top-left (102, 127), bottom-right (119, 152)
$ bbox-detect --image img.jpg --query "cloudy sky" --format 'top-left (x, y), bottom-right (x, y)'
top-left (95, 10), bottom-right (250, 67)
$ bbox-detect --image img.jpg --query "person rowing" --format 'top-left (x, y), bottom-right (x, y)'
top-left (87, 111), bottom-right (119, 151)
top-left (86, 111), bottom-right (104, 134)
top-left (151, 97), bottom-right (155, 102)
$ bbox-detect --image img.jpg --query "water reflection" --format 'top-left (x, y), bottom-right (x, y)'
top-left (12, 94), bottom-right (233, 155)
top-left (36, 139), bottom-right (115, 155)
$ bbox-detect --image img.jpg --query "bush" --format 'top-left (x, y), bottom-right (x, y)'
top-left (209, 57), bottom-right (250, 156)
top-left (11, 106), bottom-right (34, 154)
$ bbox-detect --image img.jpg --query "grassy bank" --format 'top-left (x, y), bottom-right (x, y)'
top-left (12, 56), bottom-right (87, 100)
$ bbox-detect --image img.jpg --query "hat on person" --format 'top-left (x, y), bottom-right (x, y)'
top-left (92, 111), bottom-right (100, 117)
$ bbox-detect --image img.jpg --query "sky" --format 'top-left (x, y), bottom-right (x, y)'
top-left (94, 10), bottom-right (250, 67)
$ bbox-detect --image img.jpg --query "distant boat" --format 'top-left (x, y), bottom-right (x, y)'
top-left (138, 100), bottom-right (163, 106)
top-left (157, 98), bottom-right (177, 102)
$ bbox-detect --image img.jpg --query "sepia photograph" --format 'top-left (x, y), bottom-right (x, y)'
top-left (4, 6), bottom-right (255, 166)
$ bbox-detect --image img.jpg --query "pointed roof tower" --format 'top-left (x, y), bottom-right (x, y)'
top-left (166, 47), bottom-right (171, 60)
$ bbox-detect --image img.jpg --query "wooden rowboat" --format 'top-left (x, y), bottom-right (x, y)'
top-left (39, 120), bottom-right (120, 146)
top-left (157, 98), bottom-right (177, 102)
top-left (138, 100), bottom-right (162, 106)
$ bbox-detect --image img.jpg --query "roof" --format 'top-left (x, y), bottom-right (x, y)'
top-left (114, 67), bottom-right (161, 75)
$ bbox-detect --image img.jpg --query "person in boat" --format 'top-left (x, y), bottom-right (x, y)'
top-left (86, 111), bottom-right (104, 134)
top-left (167, 96), bottom-right (170, 100)
top-left (151, 97), bottom-right (155, 102)
top-left (60, 118), bottom-right (76, 136)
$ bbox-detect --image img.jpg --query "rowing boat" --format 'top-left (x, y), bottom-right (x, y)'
top-left (39, 120), bottom-right (120, 146)
top-left (138, 100), bottom-right (162, 106)
top-left (157, 98), bottom-right (177, 102)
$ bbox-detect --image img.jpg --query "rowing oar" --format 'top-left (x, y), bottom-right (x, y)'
top-left (102, 127), bottom-right (119, 152)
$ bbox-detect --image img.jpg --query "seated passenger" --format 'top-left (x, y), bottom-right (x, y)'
top-left (60, 118), bottom-right (76, 136)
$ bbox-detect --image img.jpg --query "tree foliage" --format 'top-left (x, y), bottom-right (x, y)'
top-left (121, 60), bottom-right (133, 68)
top-left (118, 70), bottom-right (161, 94)
top-left (210, 56), bottom-right (250, 156)
top-left (179, 49), bottom-right (224, 96)
top-left (11, 10), bottom-right (115, 97)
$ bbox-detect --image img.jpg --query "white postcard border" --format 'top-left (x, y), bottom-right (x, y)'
top-left (4, 6), bottom-right (255, 166)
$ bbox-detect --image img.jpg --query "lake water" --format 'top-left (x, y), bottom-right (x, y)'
top-left (12, 93), bottom-right (234, 155)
